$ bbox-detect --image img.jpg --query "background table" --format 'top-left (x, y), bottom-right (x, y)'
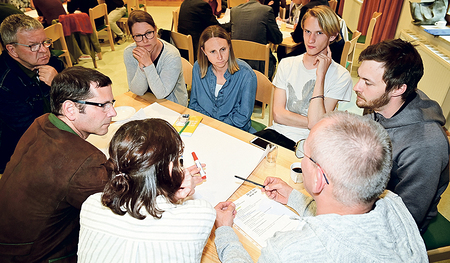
top-left (115, 91), bottom-right (305, 262)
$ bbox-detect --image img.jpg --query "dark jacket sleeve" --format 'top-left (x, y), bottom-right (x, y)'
top-left (267, 9), bottom-right (283, 44)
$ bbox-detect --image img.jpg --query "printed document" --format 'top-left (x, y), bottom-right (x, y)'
top-left (233, 188), bottom-right (300, 248)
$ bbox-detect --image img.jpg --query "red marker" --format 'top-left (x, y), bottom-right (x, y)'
top-left (192, 152), bottom-right (206, 179)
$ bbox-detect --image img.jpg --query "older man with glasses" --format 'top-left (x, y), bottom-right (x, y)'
top-left (0, 14), bottom-right (64, 174)
top-left (214, 111), bottom-right (428, 262)
top-left (0, 66), bottom-right (116, 262)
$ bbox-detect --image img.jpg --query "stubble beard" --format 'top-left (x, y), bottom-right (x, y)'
top-left (356, 91), bottom-right (391, 112)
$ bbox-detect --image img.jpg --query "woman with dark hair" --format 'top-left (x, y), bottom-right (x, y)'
top-left (189, 25), bottom-right (257, 132)
top-left (123, 10), bottom-right (188, 106)
top-left (78, 118), bottom-right (215, 262)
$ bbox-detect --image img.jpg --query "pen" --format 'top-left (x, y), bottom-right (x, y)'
top-left (179, 121), bottom-right (190, 134)
top-left (234, 175), bottom-right (265, 188)
top-left (192, 152), bottom-right (206, 179)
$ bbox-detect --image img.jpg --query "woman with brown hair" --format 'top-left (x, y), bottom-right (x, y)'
top-left (124, 10), bottom-right (188, 106)
top-left (189, 25), bottom-right (257, 132)
top-left (78, 118), bottom-right (215, 262)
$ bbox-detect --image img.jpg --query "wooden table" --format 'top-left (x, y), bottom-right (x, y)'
top-left (278, 26), bottom-right (301, 54)
top-left (115, 91), bottom-right (305, 262)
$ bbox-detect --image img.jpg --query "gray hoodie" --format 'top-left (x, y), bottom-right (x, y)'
top-left (215, 190), bottom-right (428, 262)
top-left (371, 90), bottom-right (449, 233)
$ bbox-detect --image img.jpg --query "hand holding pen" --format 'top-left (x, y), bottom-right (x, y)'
top-left (262, 177), bottom-right (293, 205)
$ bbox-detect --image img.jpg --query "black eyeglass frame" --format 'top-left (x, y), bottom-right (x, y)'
top-left (132, 31), bottom-right (155, 42)
top-left (12, 38), bottom-right (52, 52)
top-left (294, 139), bottom-right (330, 184)
top-left (70, 99), bottom-right (116, 111)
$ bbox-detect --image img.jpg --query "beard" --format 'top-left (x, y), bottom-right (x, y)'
top-left (355, 90), bottom-right (391, 111)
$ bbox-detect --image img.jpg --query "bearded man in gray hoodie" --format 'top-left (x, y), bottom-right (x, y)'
top-left (353, 38), bottom-right (449, 234)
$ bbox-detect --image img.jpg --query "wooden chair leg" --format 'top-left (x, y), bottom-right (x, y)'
top-left (107, 26), bottom-right (115, 51)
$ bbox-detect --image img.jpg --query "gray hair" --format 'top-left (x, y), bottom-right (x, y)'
top-left (309, 111), bottom-right (392, 206)
top-left (0, 14), bottom-right (43, 45)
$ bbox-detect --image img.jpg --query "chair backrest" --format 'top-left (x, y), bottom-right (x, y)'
top-left (279, 7), bottom-right (286, 20)
top-left (44, 23), bottom-right (72, 67)
top-left (231, 39), bottom-right (270, 78)
top-left (328, 0), bottom-right (337, 12)
top-left (89, 3), bottom-right (108, 25)
top-left (181, 57), bottom-right (193, 92)
top-left (340, 30), bottom-right (361, 72)
top-left (172, 7), bottom-right (180, 32)
top-left (89, 3), bottom-right (115, 52)
top-left (0, 43), bottom-right (3, 54)
top-left (126, 0), bottom-right (147, 15)
top-left (228, 0), bottom-right (246, 8)
top-left (171, 31), bottom-right (195, 65)
top-left (254, 69), bottom-right (274, 126)
top-left (357, 12), bottom-right (382, 50)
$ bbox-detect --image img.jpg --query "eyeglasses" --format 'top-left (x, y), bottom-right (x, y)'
top-left (70, 99), bottom-right (116, 112)
top-left (13, 39), bottom-right (52, 52)
top-left (295, 139), bottom-right (330, 184)
top-left (133, 31), bottom-right (155, 42)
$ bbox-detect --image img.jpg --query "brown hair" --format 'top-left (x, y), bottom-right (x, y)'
top-left (359, 39), bottom-right (424, 100)
top-left (127, 10), bottom-right (157, 35)
top-left (102, 118), bottom-right (185, 220)
top-left (197, 25), bottom-right (239, 78)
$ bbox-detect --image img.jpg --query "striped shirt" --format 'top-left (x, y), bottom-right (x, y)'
top-left (78, 193), bottom-right (216, 263)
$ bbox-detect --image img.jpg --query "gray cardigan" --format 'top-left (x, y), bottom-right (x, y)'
top-left (123, 39), bottom-right (188, 106)
top-left (215, 190), bottom-right (428, 262)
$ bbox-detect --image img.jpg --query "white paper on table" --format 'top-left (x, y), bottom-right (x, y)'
top-left (88, 102), bottom-right (266, 207)
top-left (233, 188), bottom-right (300, 249)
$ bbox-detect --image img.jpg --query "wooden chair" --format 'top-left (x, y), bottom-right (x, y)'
top-left (171, 31), bottom-right (195, 65)
top-left (89, 3), bottom-right (115, 52)
top-left (231, 39), bottom-right (270, 78)
top-left (340, 30), bottom-right (361, 72)
top-left (0, 43), bottom-right (3, 54)
top-left (253, 69), bottom-right (274, 125)
top-left (328, 0), bottom-right (337, 12)
top-left (228, 0), bottom-right (246, 8)
top-left (356, 12), bottom-right (382, 51)
top-left (181, 57), bottom-right (193, 92)
top-left (171, 7), bottom-right (180, 32)
top-left (44, 23), bottom-right (72, 68)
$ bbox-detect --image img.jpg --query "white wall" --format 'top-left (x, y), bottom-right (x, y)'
top-left (342, 0), bottom-right (363, 32)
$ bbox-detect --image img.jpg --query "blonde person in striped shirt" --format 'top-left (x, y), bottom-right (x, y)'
top-left (78, 118), bottom-right (216, 263)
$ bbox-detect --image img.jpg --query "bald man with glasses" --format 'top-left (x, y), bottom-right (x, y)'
top-left (0, 14), bottom-right (64, 174)
top-left (0, 67), bottom-right (116, 263)
top-left (214, 111), bottom-right (427, 262)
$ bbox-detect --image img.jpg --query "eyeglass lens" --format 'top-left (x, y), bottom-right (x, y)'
top-left (133, 31), bottom-right (154, 42)
top-left (30, 39), bottom-right (52, 52)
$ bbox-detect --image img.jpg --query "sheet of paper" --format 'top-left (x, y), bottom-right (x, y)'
top-left (87, 103), bottom-right (265, 206)
top-left (233, 188), bottom-right (300, 248)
